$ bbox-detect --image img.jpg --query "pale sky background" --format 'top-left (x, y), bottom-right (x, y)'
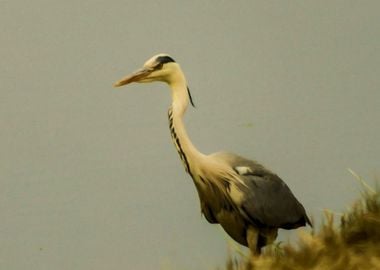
top-left (1, 1), bottom-right (379, 270)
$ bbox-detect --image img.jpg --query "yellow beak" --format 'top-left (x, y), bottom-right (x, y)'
top-left (113, 68), bottom-right (152, 87)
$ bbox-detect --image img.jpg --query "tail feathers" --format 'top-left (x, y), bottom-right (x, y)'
top-left (305, 215), bottom-right (313, 228)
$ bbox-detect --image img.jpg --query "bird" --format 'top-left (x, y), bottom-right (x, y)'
top-left (113, 54), bottom-right (312, 255)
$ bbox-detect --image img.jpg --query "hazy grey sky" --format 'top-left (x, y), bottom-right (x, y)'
top-left (1, 1), bottom-right (379, 269)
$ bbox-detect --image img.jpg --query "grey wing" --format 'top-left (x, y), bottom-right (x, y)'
top-left (210, 152), bottom-right (311, 229)
top-left (240, 172), bottom-right (310, 229)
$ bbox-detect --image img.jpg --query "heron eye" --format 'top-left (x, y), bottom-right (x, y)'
top-left (155, 63), bottom-right (164, 70)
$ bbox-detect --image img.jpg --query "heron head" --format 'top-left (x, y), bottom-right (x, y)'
top-left (113, 54), bottom-right (180, 87)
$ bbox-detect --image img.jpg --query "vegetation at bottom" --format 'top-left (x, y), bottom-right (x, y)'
top-left (223, 179), bottom-right (380, 270)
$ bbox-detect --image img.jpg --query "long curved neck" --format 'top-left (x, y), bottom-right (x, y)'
top-left (167, 70), bottom-right (204, 177)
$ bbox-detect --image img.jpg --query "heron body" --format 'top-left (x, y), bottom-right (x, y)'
top-left (114, 54), bottom-right (311, 254)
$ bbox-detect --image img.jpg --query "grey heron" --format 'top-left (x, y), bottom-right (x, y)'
top-left (113, 54), bottom-right (312, 255)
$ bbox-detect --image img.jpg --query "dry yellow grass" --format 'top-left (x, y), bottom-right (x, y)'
top-left (223, 182), bottom-right (380, 270)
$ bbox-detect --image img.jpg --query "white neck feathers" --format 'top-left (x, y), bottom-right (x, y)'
top-left (167, 69), bottom-right (204, 175)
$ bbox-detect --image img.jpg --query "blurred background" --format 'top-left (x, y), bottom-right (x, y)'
top-left (1, 1), bottom-right (379, 269)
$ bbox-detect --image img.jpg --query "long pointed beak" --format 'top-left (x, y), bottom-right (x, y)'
top-left (113, 68), bottom-right (152, 87)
